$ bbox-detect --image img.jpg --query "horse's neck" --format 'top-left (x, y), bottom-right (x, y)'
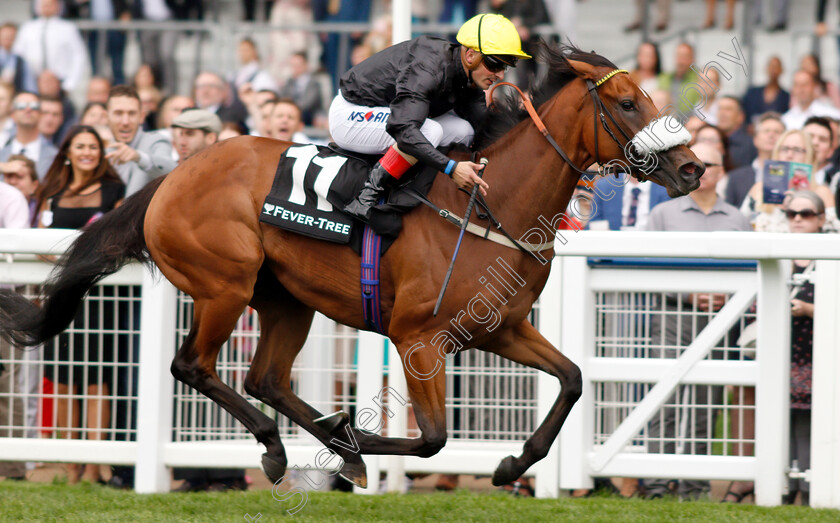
top-left (481, 104), bottom-right (591, 238)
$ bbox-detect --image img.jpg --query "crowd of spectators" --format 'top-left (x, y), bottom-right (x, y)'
top-left (0, 0), bottom-right (833, 504)
top-left (578, 34), bottom-right (837, 505)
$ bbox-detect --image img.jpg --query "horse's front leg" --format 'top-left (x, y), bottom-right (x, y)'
top-left (480, 319), bottom-right (582, 486)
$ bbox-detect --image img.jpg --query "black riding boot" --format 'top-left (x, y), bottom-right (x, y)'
top-left (344, 161), bottom-right (394, 221)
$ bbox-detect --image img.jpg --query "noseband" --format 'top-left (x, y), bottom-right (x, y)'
top-left (487, 68), bottom-right (688, 181)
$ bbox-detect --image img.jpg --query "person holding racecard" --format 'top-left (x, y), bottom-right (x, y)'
top-left (739, 129), bottom-right (835, 231)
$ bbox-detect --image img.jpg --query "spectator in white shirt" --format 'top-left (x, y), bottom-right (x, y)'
top-left (782, 70), bottom-right (840, 130)
top-left (12, 0), bottom-right (89, 92)
top-left (232, 38), bottom-right (277, 95)
top-left (0, 180), bottom-right (29, 228)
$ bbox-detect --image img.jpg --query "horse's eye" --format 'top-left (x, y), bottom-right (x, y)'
top-left (620, 100), bottom-right (635, 111)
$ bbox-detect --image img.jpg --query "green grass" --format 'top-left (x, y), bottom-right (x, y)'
top-left (2, 482), bottom-right (838, 522)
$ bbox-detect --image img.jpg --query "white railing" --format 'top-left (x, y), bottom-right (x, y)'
top-left (549, 232), bottom-right (840, 509)
top-left (0, 230), bottom-right (838, 508)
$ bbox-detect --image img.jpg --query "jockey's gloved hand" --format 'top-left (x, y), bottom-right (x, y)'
top-left (452, 161), bottom-right (489, 196)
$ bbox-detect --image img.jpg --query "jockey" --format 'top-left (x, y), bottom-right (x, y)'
top-left (329, 13), bottom-right (531, 221)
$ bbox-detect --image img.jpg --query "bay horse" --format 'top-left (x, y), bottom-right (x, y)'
top-left (0, 45), bottom-right (703, 488)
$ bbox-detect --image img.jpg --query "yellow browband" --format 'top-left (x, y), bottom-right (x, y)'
top-left (595, 69), bottom-right (629, 87)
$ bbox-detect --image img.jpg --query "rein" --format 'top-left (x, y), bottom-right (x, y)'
top-left (486, 69), bottom-right (632, 178)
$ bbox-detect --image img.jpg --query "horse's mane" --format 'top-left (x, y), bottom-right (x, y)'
top-left (473, 42), bottom-right (618, 150)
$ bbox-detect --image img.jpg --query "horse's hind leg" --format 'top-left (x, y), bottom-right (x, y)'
top-left (250, 328), bottom-right (450, 462)
top-left (170, 295), bottom-right (287, 481)
top-left (480, 319), bottom-right (582, 486)
top-left (244, 289), bottom-right (370, 487)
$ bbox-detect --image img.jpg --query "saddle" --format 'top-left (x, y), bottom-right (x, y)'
top-left (260, 143), bottom-right (442, 255)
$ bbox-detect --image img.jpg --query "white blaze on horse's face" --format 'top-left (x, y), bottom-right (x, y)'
top-left (630, 116), bottom-right (692, 156)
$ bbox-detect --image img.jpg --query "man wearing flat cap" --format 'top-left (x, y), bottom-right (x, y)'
top-left (171, 108), bottom-right (222, 163)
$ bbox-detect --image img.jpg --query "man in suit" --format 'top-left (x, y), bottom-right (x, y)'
top-left (193, 71), bottom-right (248, 128)
top-left (64, 0), bottom-right (130, 86)
top-left (741, 56), bottom-right (789, 125)
top-left (105, 85), bottom-right (175, 196)
top-left (0, 91), bottom-right (57, 180)
top-left (717, 96), bottom-right (757, 169)
top-left (278, 52), bottom-right (322, 126)
top-left (38, 96), bottom-right (65, 147)
top-left (725, 112), bottom-right (785, 208)
top-left (585, 175), bottom-right (671, 231)
top-left (0, 23), bottom-right (37, 94)
top-left (0, 81), bottom-right (16, 149)
top-left (37, 70), bottom-right (76, 144)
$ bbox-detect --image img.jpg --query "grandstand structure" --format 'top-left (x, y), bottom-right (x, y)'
top-left (4, 0), bottom-right (840, 113)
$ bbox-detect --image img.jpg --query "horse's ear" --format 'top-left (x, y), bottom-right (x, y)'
top-left (566, 59), bottom-right (599, 81)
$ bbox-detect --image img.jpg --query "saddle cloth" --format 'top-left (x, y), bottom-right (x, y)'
top-left (259, 143), bottom-right (440, 255)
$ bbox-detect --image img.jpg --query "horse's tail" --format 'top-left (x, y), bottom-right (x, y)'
top-left (0, 177), bottom-right (165, 347)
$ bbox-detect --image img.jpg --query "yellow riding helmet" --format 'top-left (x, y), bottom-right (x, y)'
top-left (456, 13), bottom-right (532, 60)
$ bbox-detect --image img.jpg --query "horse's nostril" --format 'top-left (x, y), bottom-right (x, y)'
top-left (681, 163), bottom-right (697, 175)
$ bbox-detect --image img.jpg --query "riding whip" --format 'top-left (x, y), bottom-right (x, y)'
top-left (433, 158), bottom-right (488, 316)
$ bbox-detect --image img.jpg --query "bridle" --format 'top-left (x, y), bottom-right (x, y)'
top-left (411, 68), bottom-right (682, 262)
top-left (487, 69), bottom-right (653, 181)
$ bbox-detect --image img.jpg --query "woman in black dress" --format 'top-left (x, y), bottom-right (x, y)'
top-left (37, 125), bottom-right (125, 484)
top-left (784, 190), bottom-right (826, 506)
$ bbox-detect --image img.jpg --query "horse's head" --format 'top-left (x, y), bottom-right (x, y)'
top-left (562, 56), bottom-right (705, 197)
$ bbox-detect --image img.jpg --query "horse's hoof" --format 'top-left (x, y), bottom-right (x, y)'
top-left (314, 410), bottom-right (350, 434)
top-left (491, 455), bottom-right (519, 486)
top-left (338, 458), bottom-right (368, 488)
top-left (261, 453), bottom-right (288, 484)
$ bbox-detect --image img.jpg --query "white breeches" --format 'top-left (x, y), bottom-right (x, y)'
top-left (328, 92), bottom-right (475, 155)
